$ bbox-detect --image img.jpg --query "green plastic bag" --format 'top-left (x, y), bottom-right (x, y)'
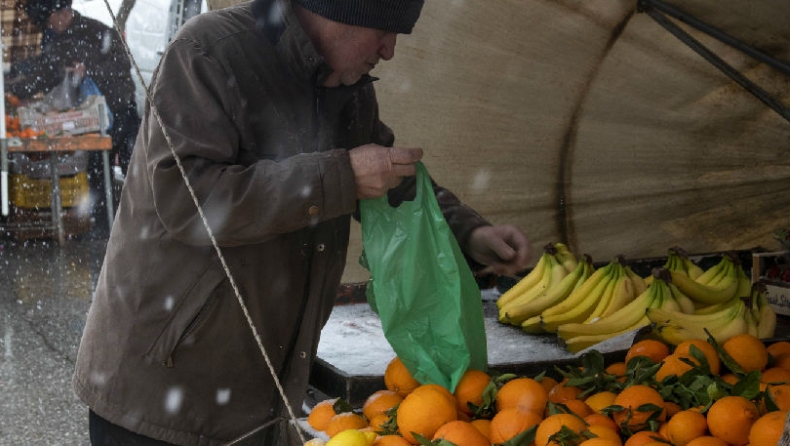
top-left (359, 161), bottom-right (488, 392)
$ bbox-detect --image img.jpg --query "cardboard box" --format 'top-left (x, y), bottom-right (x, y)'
top-left (753, 251), bottom-right (790, 316)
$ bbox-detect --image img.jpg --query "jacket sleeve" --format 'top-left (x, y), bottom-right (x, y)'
top-left (142, 38), bottom-right (357, 247)
top-left (7, 53), bottom-right (64, 100)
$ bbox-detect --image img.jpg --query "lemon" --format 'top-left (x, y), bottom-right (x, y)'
top-left (303, 439), bottom-right (327, 446)
top-left (325, 429), bottom-right (377, 446)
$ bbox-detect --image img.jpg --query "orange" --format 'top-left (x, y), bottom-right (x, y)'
top-left (626, 339), bottom-right (671, 365)
top-left (307, 398), bottom-right (338, 431)
top-left (775, 352), bottom-right (790, 371)
top-left (606, 362), bottom-right (628, 383)
top-left (373, 435), bottom-right (412, 446)
top-left (585, 424), bottom-right (623, 444)
top-left (623, 430), bottom-right (665, 446)
top-left (761, 366), bottom-right (790, 384)
top-left (665, 409), bottom-right (708, 446)
top-left (453, 369), bottom-right (491, 415)
top-left (548, 381), bottom-right (583, 404)
top-left (431, 420), bottom-right (490, 446)
top-left (585, 391), bottom-right (618, 414)
top-left (395, 384), bottom-right (457, 444)
top-left (363, 390), bottom-right (404, 421)
top-left (663, 401), bottom-right (683, 418)
top-left (534, 413), bottom-right (587, 446)
top-left (540, 376), bottom-right (560, 394)
top-left (764, 383), bottom-right (790, 412)
top-left (766, 341), bottom-right (790, 359)
top-left (611, 385), bottom-right (666, 432)
top-left (384, 357), bottom-right (421, 397)
top-left (674, 339), bottom-right (721, 375)
top-left (748, 410), bottom-right (787, 446)
top-left (325, 412), bottom-right (369, 437)
top-left (578, 438), bottom-right (621, 446)
top-left (584, 413), bottom-right (619, 434)
top-left (722, 333), bottom-right (768, 373)
top-left (557, 398), bottom-right (594, 418)
top-left (685, 436), bottom-right (728, 446)
top-left (495, 377), bottom-right (549, 414)
top-left (367, 413), bottom-right (392, 434)
top-left (488, 406), bottom-right (543, 444)
top-left (720, 373), bottom-right (739, 386)
top-left (655, 354), bottom-right (695, 382)
top-left (706, 395), bottom-right (759, 446)
top-left (470, 418), bottom-right (491, 441)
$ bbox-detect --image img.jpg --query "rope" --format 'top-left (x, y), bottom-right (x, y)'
top-left (97, 1), bottom-right (308, 443)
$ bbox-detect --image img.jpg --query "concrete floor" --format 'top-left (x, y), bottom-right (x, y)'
top-left (0, 232), bottom-right (107, 445)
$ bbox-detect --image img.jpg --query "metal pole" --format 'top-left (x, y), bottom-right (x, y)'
top-left (1, 40), bottom-right (8, 217)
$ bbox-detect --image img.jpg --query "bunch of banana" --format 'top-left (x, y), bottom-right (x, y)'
top-left (752, 281), bottom-right (777, 339)
top-left (497, 243), bottom-right (581, 325)
top-left (529, 257), bottom-right (645, 334)
top-left (644, 246), bottom-right (704, 286)
top-left (647, 296), bottom-right (748, 345)
top-left (668, 252), bottom-right (740, 306)
top-left (557, 268), bottom-right (681, 353)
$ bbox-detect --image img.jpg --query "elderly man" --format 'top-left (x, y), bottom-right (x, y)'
top-left (73, 0), bottom-right (531, 444)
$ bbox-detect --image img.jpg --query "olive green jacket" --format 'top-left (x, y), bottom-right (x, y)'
top-left (73, 1), bottom-right (487, 445)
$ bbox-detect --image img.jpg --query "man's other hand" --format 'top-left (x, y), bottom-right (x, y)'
top-left (467, 225), bottom-right (530, 277)
top-left (349, 144), bottom-right (423, 199)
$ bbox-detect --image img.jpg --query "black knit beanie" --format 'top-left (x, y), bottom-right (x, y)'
top-left (24, 0), bottom-right (73, 26)
top-left (294, 0), bottom-right (424, 34)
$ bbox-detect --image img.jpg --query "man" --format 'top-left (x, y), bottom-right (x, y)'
top-left (73, 0), bottom-right (530, 445)
top-left (8, 0), bottom-right (140, 230)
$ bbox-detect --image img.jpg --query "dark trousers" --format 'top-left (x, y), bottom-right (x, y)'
top-left (89, 410), bottom-right (176, 446)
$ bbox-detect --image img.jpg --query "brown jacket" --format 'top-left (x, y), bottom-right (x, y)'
top-left (73, 1), bottom-right (488, 445)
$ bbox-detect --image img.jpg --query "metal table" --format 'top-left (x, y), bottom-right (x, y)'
top-left (0, 135), bottom-right (113, 244)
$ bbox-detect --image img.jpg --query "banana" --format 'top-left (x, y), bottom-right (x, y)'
top-left (755, 287), bottom-right (777, 339)
top-left (540, 263), bottom-right (615, 333)
top-left (733, 263), bottom-right (752, 300)
top-left (744, 310), bottom-right (758, 337)
top-left (562, 317), bottom-right (651, 354)
top-left (502, 254), bottom-right (582, 325)
top-left (600, 274), bottom-right (638, 318)
top-left (668, 284), bottom-right (696, 314)
top-left (519, 258), bottom-right (593, 334)
top-left (682, 257), bottom-right (705, 280)
top-left (694, 256), bottom-right (729, 286)
top-left (497, 246), bottom-right (552, 310)
top-left (557, 274), bottom-right (668, 341)
top-left (624, 265), bottom-right (647, 296)
top-left (647, 297), bottom-right (748, 345)
top-left (585, 262), bottom-right (625, 323)
top-left (553, 242), bottom-right (578, 273)
top-left (669, 259), bottom-right (739, 306)
top-left (520, 315), bottom-right (544, 334)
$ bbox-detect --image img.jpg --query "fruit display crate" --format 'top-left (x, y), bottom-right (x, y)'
top-left (310, 249), bottom-right (788, 407)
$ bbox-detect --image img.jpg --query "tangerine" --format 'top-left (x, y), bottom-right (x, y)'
top-left (606, 362), bottom-right (628, 383)
top-left (540, 376), bottom-right (560, 394)
top-left (548, 381), bottom-right (583, 404)
top-left (384, 357), bottom-right (421, 397)
top-left (665, 409), bottom-right (708, 446)
top-left (611, 385), bottom-right (666, 432)
top-left (766, 341), bottom-right (790, 359)
top-left (496, 377), bottom-right (549, 413)
top-left (748, 410), bottom-right (787, 446)
top-left (626, 339), bottom-right (671, 365)
top-left (623, 430), bottom-right (665, 446)
top-left (534, 413), bottom-right (587, 446)
top-left (557, 398), bottom-right (593, 418)
top-left (655, 354), bottom-right (694, 382)
top-left (431, 420), bottom-right (491, 446)
top-left (362, 390), bottom-right (404, 421)
top-left (367, 413), bottom-right (391, 434)
top-left (470, 418), bottom-right (491, 441)
top-left (722, 333), bottom-right (768, 373)
top-left (453, 369), bottom-right (491, 415)
top-left (489, 406), bottom-right (542, 443)
top-left (764, 383), bottom-right (790, 412)
top-left (706, 395), bottom-right (759, 446)
top-left (585, 424), bottom-right (623, 444)
top-left (372, 435), bottom-right (412, 446)
top-left (578, 438), bottom-right (621, 446)
top-left (774, 352), bottom-right (790, 371)
top-left (761, 366), bottom-right (790, 384)
top-left (307, 398), bottom-right (339, 431)
top-left (395, 384), bottom-right (457, 444)
top-left (584, 413), bottom-right (619, 434)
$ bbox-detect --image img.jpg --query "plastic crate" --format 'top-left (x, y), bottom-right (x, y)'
top-left (10, 172), bottom-right (90, 209)
top-left (18, 95), bottom-right (108, 136)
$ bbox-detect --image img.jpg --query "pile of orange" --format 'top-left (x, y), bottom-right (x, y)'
top-left (305, 334), bottom-right (790, 445)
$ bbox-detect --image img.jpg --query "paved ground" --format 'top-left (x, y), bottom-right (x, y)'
top-left (0, 230), bottom-right (108, 445)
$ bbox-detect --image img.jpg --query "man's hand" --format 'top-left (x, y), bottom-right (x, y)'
top-left (467, 225), bottom-right (530, 277)
top-left (348, 144), bottom-right (423, 199)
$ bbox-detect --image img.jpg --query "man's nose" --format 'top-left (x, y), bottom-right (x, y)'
top-left (379, 33), bottom-right (397, 61)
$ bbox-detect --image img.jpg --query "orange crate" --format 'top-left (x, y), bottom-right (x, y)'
top-left (10, 172), bottom-right (90, 209)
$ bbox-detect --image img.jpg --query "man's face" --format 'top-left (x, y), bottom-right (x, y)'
top-left (319, 24), bottom-right (398, 87)
top-left (46, 7), bottom-right (73, 34)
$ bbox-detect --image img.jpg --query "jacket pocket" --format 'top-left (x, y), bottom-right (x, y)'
top-left (144, 266), bottom-right (227, 366)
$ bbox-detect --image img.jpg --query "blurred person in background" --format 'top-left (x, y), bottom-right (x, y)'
top-left (73, 0), bottom-right (531, 445)
top-left (7, 0), bottom-right (140, 233)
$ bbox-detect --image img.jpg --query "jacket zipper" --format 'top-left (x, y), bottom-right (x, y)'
top-left (312, 86), bottom-right (322, 152)
top-left (164, 292), bottom-right (219, 367)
